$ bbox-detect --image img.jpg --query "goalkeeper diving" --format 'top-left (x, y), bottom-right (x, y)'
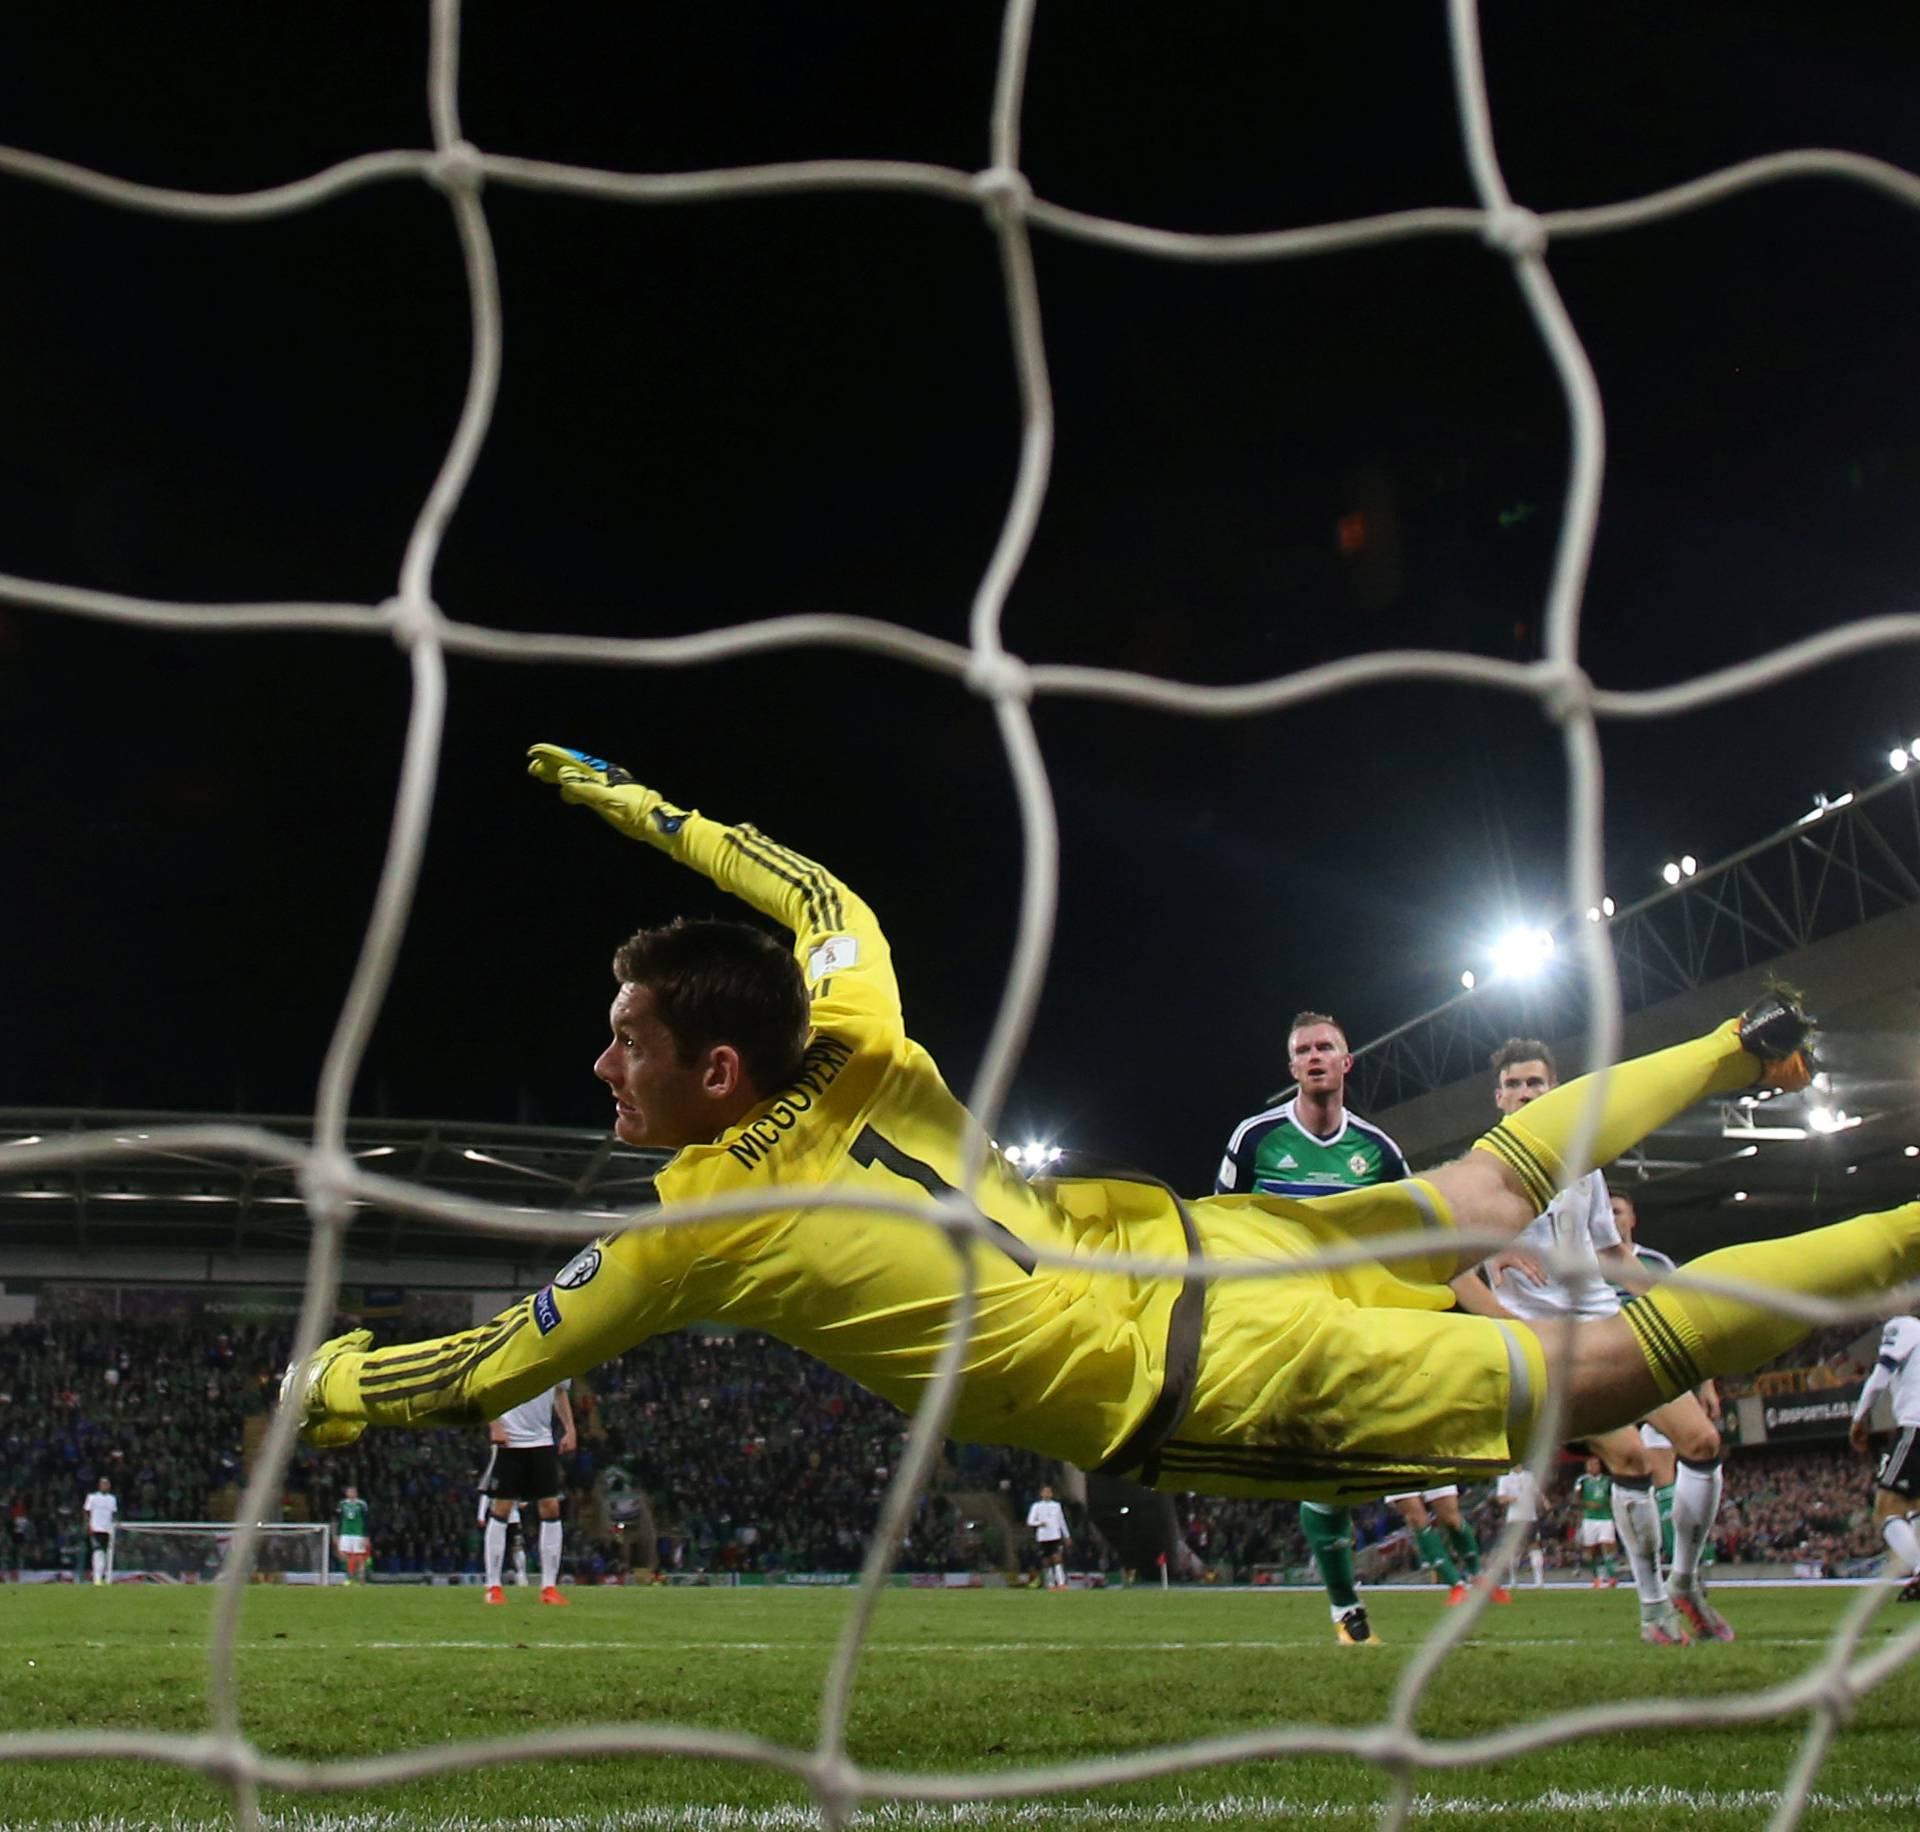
top-left (286, 746), bottom-right (1920, 1501)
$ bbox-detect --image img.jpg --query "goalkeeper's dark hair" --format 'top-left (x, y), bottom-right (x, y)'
top-left (612, 918), bottom-right (809, 1092)
top-left (1490, 1037), bottom-right (1557, 1080)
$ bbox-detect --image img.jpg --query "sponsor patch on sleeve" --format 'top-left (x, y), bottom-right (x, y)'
top-left (806, 935), bottom-right (858, 983)
top-left (533, 1287), bottom-right (562, 1335)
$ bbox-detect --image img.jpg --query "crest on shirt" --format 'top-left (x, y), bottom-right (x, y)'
top-left (806, 935), bottom-right (859, 982)
top-left (553, 1245), bottom-right (602, 1290)
top-left (1349, 1152), bottom-right (1370, 1178)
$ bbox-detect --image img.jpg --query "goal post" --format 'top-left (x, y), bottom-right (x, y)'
top-left (107, 1521), bottom-right (333, 1586)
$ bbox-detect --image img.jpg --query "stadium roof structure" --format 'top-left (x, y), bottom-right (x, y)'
top-left (1352, 766), bottom-right (1920, 1258)
top-left (0, 1111), bottom-right (666, 1294)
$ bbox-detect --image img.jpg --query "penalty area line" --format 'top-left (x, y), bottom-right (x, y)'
top-left (330, 1636), bottom-right (1838, 1654)
top-left (33, 1783), bottom-right (1920, 1829)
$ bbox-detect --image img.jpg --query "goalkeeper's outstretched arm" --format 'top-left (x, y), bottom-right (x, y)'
top-left (286, 1220), bottom-right (713, 1445)
top-left (526, 745), bottom-right (901, 1038)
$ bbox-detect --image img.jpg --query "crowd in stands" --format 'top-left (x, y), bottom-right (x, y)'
top-left (0, 1304), bottom-right (1895, 1581)
top-left (1714, 1447), bottom-right (1885, 1568)
top-left (0, 1317), bottom-right (260, 1574)
top-left (1182, 1446), bottom-right (1888, 1583)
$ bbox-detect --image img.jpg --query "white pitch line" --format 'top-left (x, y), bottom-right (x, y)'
top-left (31, 1783), bottom-right (1920, 1830)
top-left (324, 1636), bottom-right (1833, 1653)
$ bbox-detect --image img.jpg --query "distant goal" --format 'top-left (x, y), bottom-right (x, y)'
top-left (107, 1522), bottom-right (332, 1586)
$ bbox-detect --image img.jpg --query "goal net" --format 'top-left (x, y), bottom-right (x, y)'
top-left (3, 1), bottom-right (1919, 1829)
top-left (106, 1523), bottom-right (332, 1587)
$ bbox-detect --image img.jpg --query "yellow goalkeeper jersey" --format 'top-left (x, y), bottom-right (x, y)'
top-left (327, 797), bottom-right (1195, 1473)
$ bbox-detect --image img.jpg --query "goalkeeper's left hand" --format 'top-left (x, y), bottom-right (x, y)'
top-left (279, 1328), bottom-right (373, 1448)
top-left (527, 744), bottom-right (672, 843)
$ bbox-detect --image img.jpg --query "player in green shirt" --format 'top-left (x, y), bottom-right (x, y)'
top-left (1216, 1012), bottom-right (1416, 1646)
top-left (1575, 1457), bottom-right (1617, 1588)
top-left (336, 1486), bottom-right (370, 1585)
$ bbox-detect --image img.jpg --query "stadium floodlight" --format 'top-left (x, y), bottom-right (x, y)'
top-left (1661, 861), bottom-right (1682, 885)
top-left (1798, 791), bottom-right (1855, 825)
top-left (1680, 855), bottom-right (1698, 876)
top-left (1721, 1123), bottom-right (1808, 1141)
top-left (1583, 896), bottom-right (1617, 921)
top-left (1891, 747), bottom-right (1911, 773)
top-left (1808, 1106), bottom-right (1861, 1135)
top-left (1734, 1145), bottom-right (1759, 1158)
top-left (1459, 969), bottom-right (1476, 990)
top-left (1906, 1146), bottom-right (1919, 1158)
top-left (1731, 1191), bottom-right (1748, 1203)
top-left (1490, 926), bottom-right (1554, 981)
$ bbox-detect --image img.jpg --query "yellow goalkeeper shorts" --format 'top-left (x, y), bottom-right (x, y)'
top-left (1147, 1181), bottom-right (1547, 1502)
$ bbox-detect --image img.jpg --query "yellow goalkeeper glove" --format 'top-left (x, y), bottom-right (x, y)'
top-left (526, 744), bottom-right (689, 842)
top-left (279, 1328), bottom-right (373, 1448)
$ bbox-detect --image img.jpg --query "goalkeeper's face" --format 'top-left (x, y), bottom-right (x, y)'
top-left (594, 982), bottom-right (751, 1150)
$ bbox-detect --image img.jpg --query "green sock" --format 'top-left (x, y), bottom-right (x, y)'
top-left (1624, 1203), bottom-right (1920, 1401)
top-left (1414, 1523), bottom-right (1461, 1587)
top-left (1656, 1484), bottom-right (1676, 1563)
top-left (1473, 1023), bottom-right (1754, 1213)
top-left (1300, 1502), bottom-right (1359, 1611)
top-left (1443, 1518), bottom-right (1480, 1579)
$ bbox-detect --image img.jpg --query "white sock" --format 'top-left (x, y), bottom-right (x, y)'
top-left (1670, 1459), bottom-right (1723, 1583)
top-left (1529, 1547), bottom-right (1545, 1587)
top-left (484, 1517), bottom-right (507, 1588)
top-left (540, 1519), bottom-right (562, 1589)
top-left (1611, 1481), bottom-right (1666, 1607)
top-left (1884, 1513), bottom-right (1920, 1574)
top-left (91, 1548), bottom-right (105, 1581)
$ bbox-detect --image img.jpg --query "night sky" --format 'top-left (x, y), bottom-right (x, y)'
top-left (1, 3), bottom-right (1916, 1191)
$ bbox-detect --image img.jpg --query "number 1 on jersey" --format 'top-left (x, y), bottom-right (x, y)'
top-left (849, 1126), bottom-right (1038, 1275)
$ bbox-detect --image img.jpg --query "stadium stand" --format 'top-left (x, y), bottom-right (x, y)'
top-left (0, 1308), bottom-right (1888, 1582)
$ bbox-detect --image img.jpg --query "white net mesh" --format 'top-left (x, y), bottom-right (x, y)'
top-left (3, 2), bottom-right (1920, 1828)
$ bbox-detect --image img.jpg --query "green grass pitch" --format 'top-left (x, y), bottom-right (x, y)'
top-left (3, 1582), bottom-right (1918, 1829)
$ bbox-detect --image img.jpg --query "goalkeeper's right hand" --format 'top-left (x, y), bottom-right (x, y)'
top-left (527, 744), bottom-right (676, 843)
top-left (279, 1329), bottom-right (373, 1448)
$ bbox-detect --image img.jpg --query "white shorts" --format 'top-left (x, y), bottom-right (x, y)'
top-left (338, 1535), bottom-right (368, 1555)
top-left (1639, 1421), bottom-right (1673, 1452)
top-left (1382, 1485), bottom-right (1460, 1506)
top-left (1578, 1519), bottom-right (1617, 1549)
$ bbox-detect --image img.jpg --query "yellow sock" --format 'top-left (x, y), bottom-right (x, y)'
top-left (1472, 1022), bottom-right (1756, 1213)
top-left (1624, 1204), bottom-right (1920, 1401)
